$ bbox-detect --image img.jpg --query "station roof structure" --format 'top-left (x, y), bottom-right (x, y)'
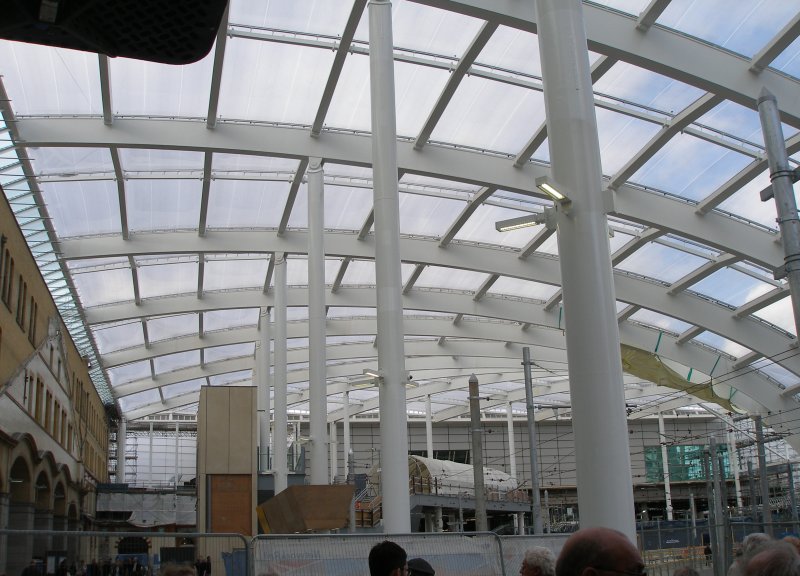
top-left (2, 0), bottom-right (800, 445)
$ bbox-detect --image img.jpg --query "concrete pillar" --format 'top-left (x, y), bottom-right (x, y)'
top-left (308, 157), bottom-right (328, 485)
top-left (468, 374), bottom-right (488, 531)
top-left (434, 506), bottom-right (443, 532)
top-left (535, 0), bottom-right (635, 539)
top-left (273, 254), bottom-right (289, 494)
top-left (368, 0), bottom-right (411, 533)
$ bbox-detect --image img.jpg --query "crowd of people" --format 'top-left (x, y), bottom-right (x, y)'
top-left (366, 526), bottom-right (800, 576)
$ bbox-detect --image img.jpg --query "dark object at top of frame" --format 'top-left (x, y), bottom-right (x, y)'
top-left (0, 0), bottom-right (229, 65)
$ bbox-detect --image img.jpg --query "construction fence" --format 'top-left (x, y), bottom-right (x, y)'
top-left (3, 522), bottom-right (797, 576)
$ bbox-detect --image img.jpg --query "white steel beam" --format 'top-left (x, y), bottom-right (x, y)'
top-left (206, 1), bottom-right (230, 129)
top-left (17, 117), bottom-right (786, 270)
top-left (750, 12), bottom-right (800, 73)
top-left (667, 253), bottom-right (739, 296)
top-left (311, 0), bottom-right (368, 136)
top-left (635, 0), bottom-right (672, 32)
top-left (414, 21), bottom-right (499, 149)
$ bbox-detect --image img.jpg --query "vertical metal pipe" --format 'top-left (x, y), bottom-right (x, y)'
top-left (710, 439), bottom-right (725, 576)
top-left (329, 421), bottom-right (338, 483)
top-left (535, 0), bottom-right (635, 539)
top-left (308, 157), bottom-right (328, 485)
top-left (717, 449), bottom-right (732, 571)
top-left (343, 390), bottom-right (351, 480)
top-left (747, 459), bottom-right (758, 524)
top-left (116, 417), bottom-right (126, 483)
top-left (522, 347), bottom-right (542, 533)
top-left (689, 493), bottom-right (697, 544)
top-left (754, 415), bottom-right (772, 535)
top-left (507, 402), bottom-right (517, 480)
top-left (273, 254), bottom-right (288, 494)
top-left (426, 395), bottom-right (434, 458)
top-left (703, 447), bottom-right (719, 576)
top-left (368, 0), bottom-right (411, 533)
top-left (468, 374), bottom-right (488, 531)
top-left (658, 413), bottom-right (674, 520)
top-left (757, 88), bottom-right (800, 335)
top-left (174, 421), bottom-right (180, 489)
top-left (727, 423), bottom-right (743, 510)
top-left (788, 463), bottom-right (799, 533)
top-left (257, 308), bottom-right (271, 472)
top-left (148, 421), bottom-right (153, 484)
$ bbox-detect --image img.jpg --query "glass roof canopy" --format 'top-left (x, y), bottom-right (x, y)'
top-left (2, 0), bottom-right (800, 443)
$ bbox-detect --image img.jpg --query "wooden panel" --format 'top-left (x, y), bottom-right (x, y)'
top-left (228, 388), bottom-right (254, 473)
top-left (260, 485), bottom-right (355, 534)
top-left (206, 389), bottom-right (231, 473)
top-left (209, 474), bottom-right (252, 535)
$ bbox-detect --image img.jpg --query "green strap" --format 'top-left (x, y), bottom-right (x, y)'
top-left (655, 331), bottom-right (663, 353)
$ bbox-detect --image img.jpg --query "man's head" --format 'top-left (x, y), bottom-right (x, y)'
top-left (407, 557), bottom-right (435, 576)
top-left (520, 546), bottom-right (556, 576)
top-left (556, 527), bottom-right (645, 576)
top-left (369, 540), bottom-right (408, 576)
top-left (744, 541), bottom-right (800, 576)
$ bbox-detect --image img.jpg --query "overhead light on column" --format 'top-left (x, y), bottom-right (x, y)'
top-left (363, 368), bottom-right (383, 381)
top-left (495, 210), bottom-right (555, 232)
top-left (535, 176), bottom-right (571, 205)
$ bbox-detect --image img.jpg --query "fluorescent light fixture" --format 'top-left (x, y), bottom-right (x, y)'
top-left (495, 214), bottom-right (541, 232)
top-left (535, 176), bottom-right (570, 204)
top-left (363, 368), bottom-right (382, 379)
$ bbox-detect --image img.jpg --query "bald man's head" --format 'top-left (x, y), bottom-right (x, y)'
top-left (556, 528), bottom-right (644, 576)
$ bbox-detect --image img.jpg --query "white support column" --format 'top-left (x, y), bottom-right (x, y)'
top-left (257, 307), bottom-right (271, 472)
top-left (343, 390), bottom-right (351, 479)
top-left (174, 421), bottom-right (180, 488)
top-left (148, 421), bottom-right (153, 484)
top-left (369, 0), bottom-right (411, 533)
top-left (329, 421), bottom-right (338, 483)
top-left (116, 418), bottom-right (127, 483)
top-left (273, 254), bottom-right (289, 494)
top-left (426, 395), bottom-right (434, 458)
top-left (727, 422), bottom-right (744, 509)
top-left (308, 157), bottom-right (329, 485)
top-left (536, 0), bottom-right (635, 539)
top-left (507, 403), bottom-right (517, 480)
top-left (658, 413), bottom-right (674, 520)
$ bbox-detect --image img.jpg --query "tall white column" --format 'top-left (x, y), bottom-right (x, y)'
top-left (343, 390), bottom-right (351, 479)
top-left (506, 403), bottom-right (517, 479)
top-left (727, 422), bottom-right (743, 509)
top-left (369, 0), bottom-right (411, 533)
top-left (329, 421), bottom-right (338, 483)
top-left (536, 0), bottom-right (635, 539)
top-left (257, 308), bottom-right (271, 472)
top-left (148, 421), bottom-right (153, 484)
top-left (308, 157), bottom-right (329, 485)
top-left (174, 421), bottom-right (180, 488)
top-left (658, 413), bottom-right (674, 520)
top-left (116, 418), bottom-right (127, 483)
top-left (425, 395), bottom-right (434, 458)
top-left (273, 254), bottom-right (289, 494)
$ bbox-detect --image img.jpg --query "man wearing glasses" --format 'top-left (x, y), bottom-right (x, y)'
top-left (556, 527), bottom-right (646, 576)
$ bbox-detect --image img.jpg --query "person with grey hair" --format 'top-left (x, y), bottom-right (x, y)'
top-left (744, 541), bottom-right (800, 576)
top-left (555, 527), bottom-right (645, 576)
top-left (519, 546), bottom-right (556, 576)
top-left (729, 533), bottom-right (773, 576)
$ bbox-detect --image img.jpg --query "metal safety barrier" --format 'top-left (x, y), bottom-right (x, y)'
top-left (252, 532), bottom-right (504, 576)
top-left (0, 530), bottom-right (250, 576)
